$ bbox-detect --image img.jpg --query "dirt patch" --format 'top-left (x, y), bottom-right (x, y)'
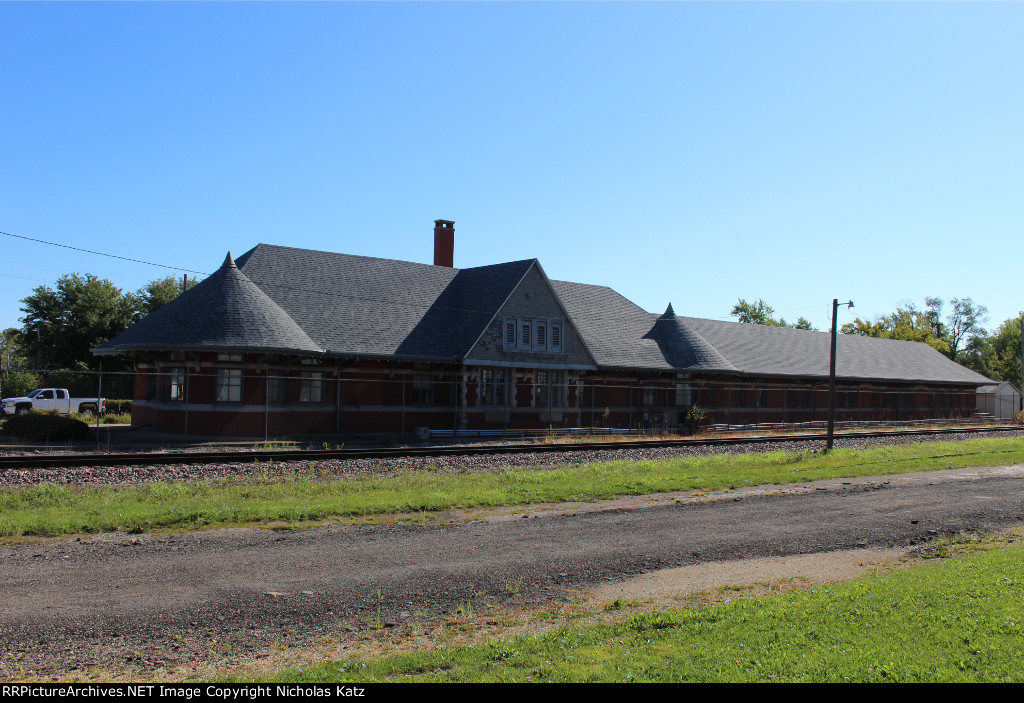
top-left (590, 547), bottom-right (911, 605)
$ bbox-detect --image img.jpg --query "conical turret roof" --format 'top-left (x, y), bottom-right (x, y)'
top-left (643, 305), bottom-right (737, 371)
top-left (95, 254), bottom-right (323, 355)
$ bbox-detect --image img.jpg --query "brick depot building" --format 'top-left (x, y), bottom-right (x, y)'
top-left (95, 221), bottom-right (992, 438)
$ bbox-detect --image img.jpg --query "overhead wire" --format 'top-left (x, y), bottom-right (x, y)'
top-left (1, 230), bottom-right (209, 276)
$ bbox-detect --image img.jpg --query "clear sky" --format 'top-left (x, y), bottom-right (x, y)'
top-left (2, 2), bottom-right (1021, 337)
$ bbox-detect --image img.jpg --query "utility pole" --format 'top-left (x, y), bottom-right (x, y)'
top-left (827, 299), bottom-right (854, 452)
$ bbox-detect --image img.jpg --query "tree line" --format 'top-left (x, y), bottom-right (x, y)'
top-left (2, 274), bottom-right (197, 384)
top-left (730, 297), bottom-right (1022, 385)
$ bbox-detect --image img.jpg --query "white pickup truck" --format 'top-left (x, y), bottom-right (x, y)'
top-left (1, 388), bottom-right (106, 416)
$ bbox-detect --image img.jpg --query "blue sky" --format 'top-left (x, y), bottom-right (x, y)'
top-left (2, 2), bottom-right (1021, 338)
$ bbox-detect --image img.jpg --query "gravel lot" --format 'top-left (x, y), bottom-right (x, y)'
top-left (2, 428), bottom-right (1022, 487)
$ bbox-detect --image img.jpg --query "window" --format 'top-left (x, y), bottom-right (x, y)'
top-left (480, 369), bottom-right (509, 407)
top-left (535, 322), bottom-right (547, 349)
top-left (797, 390), bottom-right (810, 409)
top-left (641, 386), bottom-right (657, 406)
top-left (519, 321), bottom-right (532, 350)
top-left (551, 372), bottom-right (565, 408)
top-left (215, 369), bottom-right (242, 403)
top-left (550, 323), bottom-right (562, 351)
top-left (412, 375), bottom-right (433, 405)
top-left (757, 389), bottom-right (768, 408)
top-left (267, 374), bottom-right (284, 405)
top-left (504, 319), bottom-right (517, 350)
top-left (300, 372), bottom-right (324, 403)
top-left (147, 373), bottom-right (158, 401)
top-left (675, 384), bottom-right (696, 407)
top-left (535, 371), bottom-right (566, 408)
top-left (216, 353), bottom-right (243, 363)
top-left (167, 368), bottom-right (185, 402)
top-left (734, 389), bottom-right (747, 408)
top-left (535, 371), bottom-right (549, 408)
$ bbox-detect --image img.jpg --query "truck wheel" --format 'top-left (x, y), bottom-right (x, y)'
top-left (79, 404), bottom-right (96, 416)
top-left (15, 406), bottom-right (29, 416)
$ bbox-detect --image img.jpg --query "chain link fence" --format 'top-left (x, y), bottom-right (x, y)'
top-left (1, 366), bottom-right (1007, 447)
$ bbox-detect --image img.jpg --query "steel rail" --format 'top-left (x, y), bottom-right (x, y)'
top-left (0, 425), bottom-right (1020, 471)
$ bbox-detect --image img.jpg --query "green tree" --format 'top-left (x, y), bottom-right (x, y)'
top-left (135, 276), bottom-right (197, 317)
top-left (1, 328), bottom-right (28, 369)
top-left (19, 274), bottom-right (138, 370)
top-left (840, 318), bottom-right (888, 338)
top-left (1, 328), bottom-right (40, 399)
top-left (731, 298), bottom-right (780, 325)
top-left (0, 368), bottom-right (41, 398)
top-left (840, 303), bottom-right (949, 354)
top-left (730, 299), bottom-right (817, 330)
top-left (729, 298), bottom-right (815, 329)
top-left (944, 297), bottom-right (988, 362)
top-left (924, 296), bottom-right (946, 341)
top-left (843, 297), bottom-right (989, 361)
top-left (988, 316), bottom-right (1022, 385)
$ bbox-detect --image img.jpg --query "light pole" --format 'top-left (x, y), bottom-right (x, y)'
top-left (827, 299), bottom-right (854, 452)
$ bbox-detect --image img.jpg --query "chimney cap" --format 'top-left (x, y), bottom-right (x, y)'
top-left (434, 219), bottom-right (454, 227)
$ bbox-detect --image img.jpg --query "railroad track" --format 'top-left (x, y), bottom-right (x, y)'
top-left (1, 425), bottom-right (1020, 470)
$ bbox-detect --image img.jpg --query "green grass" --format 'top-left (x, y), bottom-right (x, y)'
top-left (0, 436), bottom-right (1021, 538)
top-left (259, 535), bottom-right (1024, 682)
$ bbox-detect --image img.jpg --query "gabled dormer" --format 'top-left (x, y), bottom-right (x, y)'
top-left (464, 260), bottom-right (597, 369)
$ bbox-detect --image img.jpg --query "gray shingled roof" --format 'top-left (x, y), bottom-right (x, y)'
top-left (96, 254), bottom-right (323, 355)
top-left (98, 243), bottom-right (995, 387)
top-left (681, 316), bottom-right (992, 385)
top-left (643, 305), bottom-right (738, 372)
top-left (233, 244), bottom-right (534, 358)
top-left (552, 279), bottom-right (991, 385)
top-left (549, 281), bottom-right (735, 372)
top-left (977, 381), bottom-right (1021, 394)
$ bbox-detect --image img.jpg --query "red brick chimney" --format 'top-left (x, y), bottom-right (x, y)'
top-left (433, 219), bottom-right (455, 267)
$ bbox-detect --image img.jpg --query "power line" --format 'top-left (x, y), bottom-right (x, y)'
top-left (0, 230), bottom-right (209, 275)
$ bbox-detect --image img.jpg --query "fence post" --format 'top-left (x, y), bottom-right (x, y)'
top-left (184, 367), bottom-right (189, 440)
top-left (628, 380), bottom-right (632, 432)
top-left (95, 362), bottom-right (102, 450)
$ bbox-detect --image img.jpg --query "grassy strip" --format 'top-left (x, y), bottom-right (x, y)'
top-left (263, 535), bottom-right (1024, 683)
top-left (0, 437), bottom-right (1022, 538)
